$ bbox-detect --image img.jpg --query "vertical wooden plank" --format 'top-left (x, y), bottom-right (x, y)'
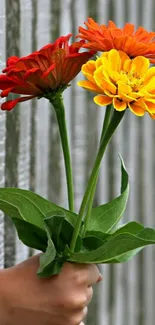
top-left (35, 0), bottom-right (50, 199)
top-left (15, 0), bottom-right (32, 264)
top-left (4, 0), bottom-right (20, 268)
top-left (59, 0), bottom-right (72, 209)
top-left (30, 0), bottom-right (37, 194)
top-left (139, 3), bottom-right (154, 325)
top-left (98, 2), bottom-right (111, 325)
top-left (70, 0), bottom-right (88, 212)
top-left (0, 0), bottom-right (6, 269)
top-left (48, 0), bottom-right (62, 207)
top-left (85, 1), bottom-right (102, 324)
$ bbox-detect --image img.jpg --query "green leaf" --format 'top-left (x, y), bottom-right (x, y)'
top-left (0, 188), bottom-right (77, 230)
top-left (37, 258), bottom-right (64, 278)
top-left (111, 247), bottom-right (143, 263)
top-left (87, 157), bottom-right (129, 233)
top-left (112, 221), bottom-right (144, 236)
top-left (83, 231), bottom-right (110, 250)
top-left (13, 218), bottom-right (47, 252)
top-left (45, 213), bottom-right (82, 252)
top-left (66, 227), bottom-right (155, 264)
top-left (37, 224), bottom-right (56, 277)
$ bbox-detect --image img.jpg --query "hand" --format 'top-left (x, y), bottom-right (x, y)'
top-left (0, 255), bottom-right (102, 325)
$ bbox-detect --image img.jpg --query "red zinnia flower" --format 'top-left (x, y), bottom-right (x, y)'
top-left (77, 18), bottom-right (155, 62)
top-left (0, 34), bottom-right (94, 110)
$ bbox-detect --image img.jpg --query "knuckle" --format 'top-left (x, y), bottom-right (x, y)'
top-left (70, 293), bottom-right (88, 309)
top-left (68, 309), bottom-right (87, 325)
top-left (74, 271), bottom-right (87, 286)
top-left (87, 286), bottom-right (93, 304)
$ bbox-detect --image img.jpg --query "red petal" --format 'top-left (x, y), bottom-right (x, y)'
top-left (7, 56), bottom-right (19, 66)
top-left (24, 68), bottom-right (41, 80)
top-left (0, 75), bottom-right (16, 89)
top-left (42, 63), bottom-right (56, 78)
top-left (1, 95), bottom-right (35, 110)
top-left (1, 87), bottom-right (14, 97)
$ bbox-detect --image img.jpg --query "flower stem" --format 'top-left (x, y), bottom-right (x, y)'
top-left (81, 104), bottom-right (114, 237)
top-left (49, 95), bottom-right (74, 212)
top-left (70, 109), bottom-right (125, 251)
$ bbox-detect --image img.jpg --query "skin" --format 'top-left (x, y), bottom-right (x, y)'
top-left (0, 255), bottom-right (102, 325)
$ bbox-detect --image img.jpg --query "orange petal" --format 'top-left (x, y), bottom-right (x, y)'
top-left (128, 99), bottom-right (146, 116)
top-left (78, 80), bottom-right (102, 93)
top-left (94, 95), bottom-right (112, 106)
top-left (144, 100), bottom-right (155, 113)
top-left (113, 97), bottom-right (127, 111)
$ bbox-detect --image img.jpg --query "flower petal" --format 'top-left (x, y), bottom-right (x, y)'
top-left (1, 96), bottom-right (35, 111)
top-left (130, 56), bottom-right (150, 76)
top-left (78, 80), bottom-right (102, 93)
top-left (94, 95), bottom-right (112, 106)
top-left (128, 99), bottom-right (146, 116)
top-left (113, 97), bottom-right (127, 111)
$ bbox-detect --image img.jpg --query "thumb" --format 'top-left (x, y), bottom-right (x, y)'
top-left (97, 273), bottom-right (103, 283)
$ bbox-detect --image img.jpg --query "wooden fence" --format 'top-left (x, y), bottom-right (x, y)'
top-left (0, 0), bottom-right (155, 324)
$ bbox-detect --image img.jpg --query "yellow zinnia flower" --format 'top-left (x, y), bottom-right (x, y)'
top-left (78, 49), bottom-right (155, 118)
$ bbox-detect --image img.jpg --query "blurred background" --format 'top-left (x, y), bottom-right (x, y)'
top-left (0, 0), bottom-right (155, 324)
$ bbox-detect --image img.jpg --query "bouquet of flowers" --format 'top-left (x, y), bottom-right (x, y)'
top-left (1, 19), bottom-right (155, 277)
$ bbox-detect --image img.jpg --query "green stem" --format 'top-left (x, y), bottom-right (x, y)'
top-left (70, 109), bottom-right (125, 251)
top-left (81, 104), bottom-right (114, 237)
top-left (49, 95), bottom-right (74, 212)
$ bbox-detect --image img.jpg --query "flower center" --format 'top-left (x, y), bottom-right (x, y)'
top-left (119, 70), bottom-right (144, 92)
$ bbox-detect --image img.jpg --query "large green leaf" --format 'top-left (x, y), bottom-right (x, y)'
top-left (66, 227), bottom-right (155, 264)
top-left (45, 213), bottom-right (82, 252)
top-left (37, 223), bottom-right (56, 277)
top-left (13, 218), bottom-right (47, 251)
top-left (87, 158), bottom-right (129, 233)
top-left (0, 188), bottom-right (77, 229)
top-left (111, 221), bottom-right (144, 236)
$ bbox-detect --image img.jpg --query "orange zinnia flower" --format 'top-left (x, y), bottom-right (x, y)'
top-left (77, 18), bottom-right (155, 62)
top-left (0, 34), bottom-right (94, 110)
top-left (78, 49), bottom-right (155, 119)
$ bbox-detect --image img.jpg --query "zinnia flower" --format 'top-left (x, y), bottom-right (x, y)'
top-left (0, 34), bottom-right (94, 110)
top-left (77, 18), bottom-right (155, 62)
top-left (78, 49), bottom-right (155, 118)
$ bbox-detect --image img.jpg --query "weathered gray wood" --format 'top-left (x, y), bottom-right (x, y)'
top-left (0, 0), bottom-right (5, 269)
top-left (4, 0), bottom-right (20, 268)
top-left (1, 0), bottom-right (155, 324)
top-left (15, 0), bottom-right (32, 264)
top-left (35, 0), bottom-right (51, 199)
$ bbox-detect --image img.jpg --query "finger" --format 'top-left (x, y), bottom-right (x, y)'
top-left (86, 286), bottom-right (93, 305)
top-left (87, 264), bottom-right (102, 286)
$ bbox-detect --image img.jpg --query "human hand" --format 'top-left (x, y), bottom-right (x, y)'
top-left (0, 255), bottom-right (102, 325)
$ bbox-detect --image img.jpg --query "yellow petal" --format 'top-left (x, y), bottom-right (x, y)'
top-left (144, 67), bottom-right (155, 84)
top-left (128, 99), bottom-right (146, 116)
top-left (130, 56), bottom-right (150, 76)
top-left (143, 76), bottom-right (155, 92)
top-left (78, 80), bottom-right (102, 93)
top-left (82, 61), bottom-right (96, 83)
top-left (94, 67), bottom-right (116, 94)
top-left (113, 97), bottom-right (127, 111)
top-left (94, 95), bottom-right (112, 106)
top-left (108, 49), bottom-right (121, 72)
top-left (118, 51), bottom-right (131, 71)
